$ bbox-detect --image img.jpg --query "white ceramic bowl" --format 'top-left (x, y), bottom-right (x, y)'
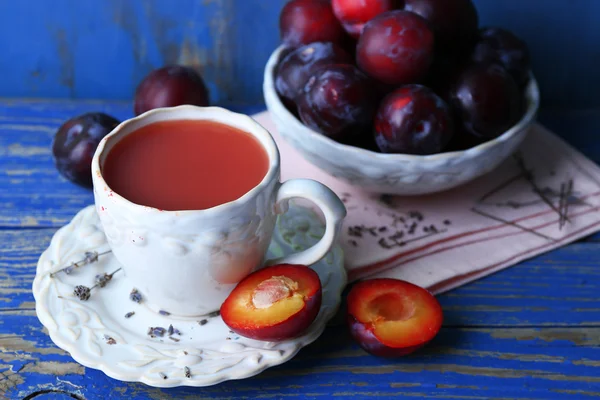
top-left (263, 45), bottom-right (540, 195)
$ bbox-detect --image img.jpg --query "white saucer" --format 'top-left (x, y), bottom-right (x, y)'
top-left (32, 204), bottom-right (346, 388)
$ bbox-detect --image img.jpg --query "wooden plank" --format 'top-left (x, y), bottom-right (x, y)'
top-left (2, 318), bottom-right (599, 398)
top-left (1, 228), bottom-right (599, 397)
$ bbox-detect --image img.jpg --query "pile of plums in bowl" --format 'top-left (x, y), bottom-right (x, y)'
top-left (264, 0), bottom-right (540, 195)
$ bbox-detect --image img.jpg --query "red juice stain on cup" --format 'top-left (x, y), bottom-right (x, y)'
top-left (102, 120), bottom-right (269, 210)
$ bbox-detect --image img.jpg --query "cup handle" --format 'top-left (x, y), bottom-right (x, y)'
top-left (265, 179), bottom-right (347, 267)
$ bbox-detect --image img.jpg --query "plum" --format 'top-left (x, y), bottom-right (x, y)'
top-left (471, 27), bottom-right (531, 87)
top-left (280, 0), bottom-right (347, 48)
top-left (52, 113), bottom-right (120, 188)
top-left (134, 65), bottom-right (209, 116)
top-left (296, 64), bottom-right (377, 143)
top-left (275, 42), bottom-right (353, 103)
top-left (221, 264), bottom-right (322, 341)
top-left (347, 278), bottom-right (443, 357)
top-left (332, 0), bottom-right (400, 38)
top-left (374, 85), bottom-right (454, 155)
top-left (449, 63), bottom-right (523, 139)
top-left (356, 10), bottom-right (434, 85)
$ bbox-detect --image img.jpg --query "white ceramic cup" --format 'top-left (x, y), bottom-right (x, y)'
top-left (91, 105), bottom-right (346, 317)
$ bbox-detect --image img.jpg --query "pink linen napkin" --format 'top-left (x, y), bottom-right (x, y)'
top-left (253, 111), bottom-right (600, 294)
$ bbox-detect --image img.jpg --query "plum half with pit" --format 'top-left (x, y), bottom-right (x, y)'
top-left (52, 113), bottom-right (120, 188)
top-left (221, 264), bottom-right (322, 341)
top-left (374, 85), bottom-right (454, 155)
top-left (471, 27), bottom-right (531, 87)
top-left (134, 65), bottom-right (209, 116)
top-left (275, 42), bottom-right (353, 104)
top-left (347, 278), bottom-right (443, 357)
top-left (297, 64), bottom-right (377, 143)
top-left (404, 0), bottom-right (479, 55)
top-left (332, 0), bottom-right (400, 39)
top-left (449, 63), bottom-right (523, 139)
top-left (356, 10), bottom-right (434, 85)
top-left (280, 0), bottom-right (346, 48)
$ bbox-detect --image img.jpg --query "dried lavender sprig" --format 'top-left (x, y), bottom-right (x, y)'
top-left (147, 326), bottom-right (166, 338)
top-left (184, 366), bottom-right (191, 378)
top-left (104, 335), bottom-right (117, 345)
top-left (130, 288), bottom-right (143, 303)
top-left (72, 267), bottom-right (122, 301)
top-left (51, 250), bottom-right (112, 277)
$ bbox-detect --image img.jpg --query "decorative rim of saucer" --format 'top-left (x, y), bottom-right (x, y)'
top-left (32, 204), bottom-right (346, 388)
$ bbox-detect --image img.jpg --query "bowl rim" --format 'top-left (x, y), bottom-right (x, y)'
top-left (264, 44), bottom-right (540, 163)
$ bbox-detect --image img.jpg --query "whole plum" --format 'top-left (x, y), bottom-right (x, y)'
top-left (52, 113), bottom-right (120, 188)
top-left (471, 27), bottom-right (531, 87)
top-left (449, 63), bottom-right (523, 139)
top-left (297, 64), bottom-right (377, 143)
top-left (332, 0), bottom-right (400, 38)
top-left (275, 42), bottom-right (352, 103)
top-left (280, 0), bottom-right (347, 48)
top-left (374, 85), bottom-right (454, 155)
top-left (356, 11), bottom-right (434, 85)
top-left (134, 65), bottom-right (209, 116)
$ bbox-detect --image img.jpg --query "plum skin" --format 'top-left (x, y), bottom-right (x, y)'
top-left (279, 0), bottom-right (346, 48)
top-left (374, 85), bottom-right (454, 155)
top-left (450, 63), bottom-right (523, 139)
top-left (332, 0), bottom-right (400, 39)
top-left (356, 10), bottom-right (435, 85)
top-left (297, 64), bottom-right (377, 143)
top-left (471, 27), bottom-right (531, 87)
top-left (275, 42), bottom-right (353, 103)
top-left (133, 65), bottom-right (209, 116)
top-left (403, 0), bottom-right (479, 55)
top-left (52, 113), bottom-right (120, 188)
top-left (348, 315), bottom-right (426, 357)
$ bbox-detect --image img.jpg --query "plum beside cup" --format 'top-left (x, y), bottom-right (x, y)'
top-left (91, 105), bottom-right (346, 317)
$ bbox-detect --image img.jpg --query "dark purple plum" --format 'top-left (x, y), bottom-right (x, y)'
top-left (332, 0), bottom-right (400, 39)
top-left (471, 27), bottom-right (531, 87)
top-left (280, 0), bottom-right (347, 48)
top-left (356, 11), bottom-right (434, 85)
top-left (374, 85), bottom-right (454, 155)
top-left (52, 113), bottom-right (120, 188)
top-left (404, 0), bottom-right (478, 55)
top-left (449, 63), bottom-right (523, 139)
top-left (275, 42), bottom-right (353, 103)
top-left (297, 64), bottom-right (377, 143)
top-left (134, 65), bottom-right (209, 116)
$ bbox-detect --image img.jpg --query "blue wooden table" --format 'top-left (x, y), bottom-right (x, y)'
top-left (0, 99), bottom-right (598, 399)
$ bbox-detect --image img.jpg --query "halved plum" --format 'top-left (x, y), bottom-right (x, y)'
top-left (220, 264), bottom-right (322, 341)
top-left (347, 278), bottom-right (443, 357)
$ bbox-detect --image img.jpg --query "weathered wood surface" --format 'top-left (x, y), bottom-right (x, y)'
top-left (0, 100), bottom-right (599, 399)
